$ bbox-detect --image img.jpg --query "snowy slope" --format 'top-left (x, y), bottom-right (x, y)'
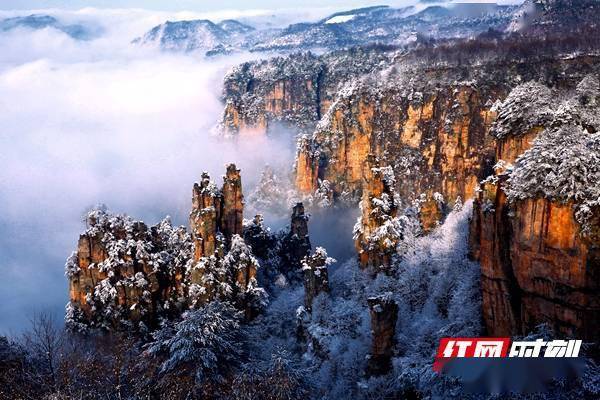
top-left (133, 18), bottom-right (255, 54)
top-left (135, 2), bottom-right (518, 55)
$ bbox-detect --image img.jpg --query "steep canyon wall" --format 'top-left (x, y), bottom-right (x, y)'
top-left (221, 50), bottom-right (600, 339)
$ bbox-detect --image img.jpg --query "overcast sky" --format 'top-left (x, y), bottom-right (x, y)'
top-left (0, 0), bottom-right (524, 13)
top-left (1, 0), bottom-right (400, 11)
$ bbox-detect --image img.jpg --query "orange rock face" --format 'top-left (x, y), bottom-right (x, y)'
top-left (190, 172), bottom-right (222, 260)
top-left (354, 155), bottom-right (399, 271)
top-left (470, 133), bottom-right (600, 340)
top-left (189, 163), bottom-right (244, 260)
top-left (69, 234), bottom-right (107, 317)
top-left (221, 164), bottom-right (244, 240)
top-left (295, 137), bottom-right (319, 193)
top-left (296, 86), bottom-right (498, 229)
top-left (188, 164), bottom-right (248, 302)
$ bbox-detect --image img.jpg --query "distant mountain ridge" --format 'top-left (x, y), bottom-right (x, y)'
top-left (0, 14), bottom-right (96, 40)
top-left (135, 2), bottom-right (518, 56)
top-left (132, 18), bottom-right (255, 54)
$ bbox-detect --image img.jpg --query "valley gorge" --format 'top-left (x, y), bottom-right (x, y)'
top-left (220, 34), bottom-right (600, 342)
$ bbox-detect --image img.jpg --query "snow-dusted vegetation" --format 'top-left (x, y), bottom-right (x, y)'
top-left (491, 81), bottom-right (556, 140)
top-left (65, 208), bottom-right (193, 332)
top-left (507, 125), bottom-right (600, 233)
top-left (239, 202), bottom-right (481, 398)
top-left (3, 1), bottom-right (600, 399)
top-left (497, 75), bottom-right (600, 234)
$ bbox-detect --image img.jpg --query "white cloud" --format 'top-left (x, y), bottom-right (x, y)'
top-left (0, 8), bottom-right (296, 333)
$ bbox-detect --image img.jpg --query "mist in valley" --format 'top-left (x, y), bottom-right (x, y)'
top-left (0, 7), bottom-right (335, 333)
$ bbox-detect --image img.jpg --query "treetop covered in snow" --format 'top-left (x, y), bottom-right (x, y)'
top-left (496, 75), bottom-right (600, 234)
top-left (491, 81), bottom-right (556, 139)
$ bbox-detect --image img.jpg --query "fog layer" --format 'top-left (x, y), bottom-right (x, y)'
top-left (0, 8), bottom-right (301, 333)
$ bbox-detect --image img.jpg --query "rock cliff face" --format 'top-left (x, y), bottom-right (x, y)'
top-left (296, 55), bottom-right (598, 222)
top-left (221, 164), bottom-right (244, 240)
top-left (190, 172), bottom-right (221, 261)
top-left (187, 163), bottom-right (256, 309)
top-left (221, 40), bottom-right (600, 339)
top-left (367, 295), bottom-right (398, 376)
top-left (224, 45), bottom-right (600, 231)
top-left (189, 163), bottom-right (244, 258)
top-left (298, 81), bottom-right (499, 230)
top-left (220, 50), bottom-right (392, 137)
top-left (470, 77), bottom-right (600, 340)
top-left (66, 164), bottom-right (265, 330)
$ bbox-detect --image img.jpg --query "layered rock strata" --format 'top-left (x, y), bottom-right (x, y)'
top-left (469, 77), bottom-right (600, 340)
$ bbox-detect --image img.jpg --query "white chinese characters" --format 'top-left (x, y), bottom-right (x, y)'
top-left (508, 339), bottom-right (582, 358)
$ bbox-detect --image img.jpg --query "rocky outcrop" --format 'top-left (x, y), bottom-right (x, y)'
top-left (66, 212), bottom-right (191, 330)
top-left (187, 163), bottom-right (264, 311)
top-left (189, 164), bottom-right (244, 259)
top-left (472, 178), bottom-right (600, 340)
top-left (353, 155), bottom-right (400, 271)
top-left (470, 77), bottom-right (600, 340)
top-left (279, 203), bottom-right (312, 279)
top-left (221, 164), bottom-right (244, 240)
top-left (302, 247), bottom-right (334, 311)
top-left (222, 34), bottom-right (600, 231)
top-left (66, 164), bottom-right (265, 330)
top-left (219, 36), bottom-right (600, 344)
top-left (295, 80), bottom-right (503, 230)
top-left (226, 235), bottom-right (264, 321)
top-left (220, 53), bottom-right (323, 137)
top-left (220, 50), bottom-right (392, 137)
top-left (221, 52), bottom-right (600, 352)
top-left (367, 295), bottom-right (398, 376)
top-left (190, 172), bottom-right (222, 260)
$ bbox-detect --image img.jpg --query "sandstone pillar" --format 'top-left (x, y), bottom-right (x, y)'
top-left (367, 295), bottom-right (398, 376)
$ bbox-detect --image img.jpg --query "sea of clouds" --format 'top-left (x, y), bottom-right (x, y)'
top-left (0, 6), bottom-right (338, 333)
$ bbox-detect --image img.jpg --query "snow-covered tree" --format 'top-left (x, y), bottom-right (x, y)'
top-left (243, 214), bottom-right (277, 260)
top-left (230, 349), bottom-right (311, 400)
top-left (65, 209), bottom-right (194, 331)
top-left (145, 301), bottom-right (245, 392)
top-left (491, 80), bottom-right (557, 139)
top-left (501, 76), bottom-right (600, 235)
top-left (187, 254), bottom-right (232, 307)
top-left (224, 235), bottom-right (269, 320)
top-left (246, 165), bottom-right (293, 216)
top-left (506, 124), bottom-right (600, 234)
